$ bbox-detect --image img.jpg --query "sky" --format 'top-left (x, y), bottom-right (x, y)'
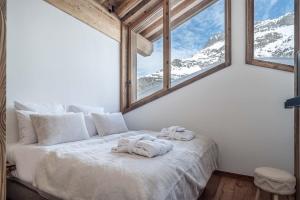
top-left (171, 0), bottom-right (225, 60)
top-left (254, 0), bottom-right (294, 22)
top-left (137, 0), bottom-right (294, 77)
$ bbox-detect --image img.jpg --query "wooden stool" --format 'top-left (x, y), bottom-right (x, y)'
top-left (254, 167), bottom-right (296, 200)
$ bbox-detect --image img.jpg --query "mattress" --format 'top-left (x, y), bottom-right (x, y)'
top-left (8, 131), bottom-right (218, 200)
top-left (7, 135), bottom-right (104, 183)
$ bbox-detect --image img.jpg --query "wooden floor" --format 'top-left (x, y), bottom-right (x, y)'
top-left (201, 171), bottom-right (293, 200)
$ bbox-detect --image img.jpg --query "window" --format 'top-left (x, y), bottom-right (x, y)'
top-left (170, 0), bottom-right (226, 86)
top-left (122, 0), bottom-right (231, 112)
top-left (136, 38), bottom-right (163, 100)
top-left (129, 31), bottom-right (164, 101)
top-left (246, 0), bottom-right (299, 72)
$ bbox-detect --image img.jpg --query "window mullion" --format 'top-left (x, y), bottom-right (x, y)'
top-left (128, 30), bottom-right (137, 103)
top-left (163, 0), bottom-right (170, 90)
top-left (246, 0), bottom-right (254, 64)
top-left (225, 0), bottom-right (232, 66)
top-left (295, 0), bottom-right (300, 53)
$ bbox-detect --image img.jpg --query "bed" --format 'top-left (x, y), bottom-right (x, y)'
top-left (7, 130), bottom-right (218, 200)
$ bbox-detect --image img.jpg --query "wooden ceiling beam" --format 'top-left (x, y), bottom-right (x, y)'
top-left (139, 0), bottom-right (198, 39)
top-left (44, 0), bottom-right (121, 42)
top-left (169, 0), bottom-right (217, 31)
top-left (146, 0), bottom-right (217, 41)
top-left (116, 0), bottom-right (143, 18)
top-left (128, 0), bottom-right (183, 30)
top-left (122, 0), bottom-right (152, 23)
top-left (136, 34), bottom-right (153, 56)
top-left (122, 0), bottom-right (162, 26)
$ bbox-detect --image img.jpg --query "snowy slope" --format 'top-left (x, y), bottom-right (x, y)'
top-left (254, 12), bottom-right (294, 58)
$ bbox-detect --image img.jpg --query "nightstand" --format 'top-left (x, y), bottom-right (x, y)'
top-left (6, 161), bottom-right (16, 177)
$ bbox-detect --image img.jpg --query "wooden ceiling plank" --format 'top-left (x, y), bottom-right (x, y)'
top-left (116, 0), bottom-right (143, 18)
top-left (147, 0), bottom-right (217, 41)
top-left (138, 17), bottom-right (163, 36)
top-left (130, 0), bottom-right (183, 32)
top-left (133, 8), bottom-right (163, 33)
top-left (170, 0), bottom-right (217, 31)
top-left (128, 1), bottom-right (163, 29)
top-left (45, 0), bottom-right (121, 42)
top-left (140, 0), bottom-right (199, 39)
top-left (122, 0), bottom-right (152, 24)
top-left (122, 0), bottom-right (161, 26)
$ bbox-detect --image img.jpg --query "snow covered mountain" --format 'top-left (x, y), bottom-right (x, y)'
top-left (137, 13), bottom-right (294, 98)
top-left (254, 12), bottom-right (294, 59)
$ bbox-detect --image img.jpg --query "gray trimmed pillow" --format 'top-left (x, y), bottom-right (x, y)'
top-left (15, 101), bottom-right (65, 113)
top-left (30, 113), bottom-right (89, 145)
top-left (67, 104), bottom-right (104, 137)
top-left (16, 110), bottom-right (38, 144)
top-left (67, 104), bottom-right (104, 115)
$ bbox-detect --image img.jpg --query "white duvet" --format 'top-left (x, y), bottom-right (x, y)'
top-left (12, 131), bottom-right (218, 200)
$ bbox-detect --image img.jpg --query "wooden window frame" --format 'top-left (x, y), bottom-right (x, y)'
top-left (121, 0), bottom-right (232, 113)
top-left (246, 0), bottom-right (299, 72)
top-left (0, 0), bottom-right (5, 199)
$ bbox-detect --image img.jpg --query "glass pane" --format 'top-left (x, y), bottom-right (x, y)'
top-left (170, 0), bottom-right (225, 87)
top-left (136, 37), bottom-right (163, 100)
top-left (254, 0), bottom-right (294, 65)
top-left (130, 8), bottom-right (164, 102)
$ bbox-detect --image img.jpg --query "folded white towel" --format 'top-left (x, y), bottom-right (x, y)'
top-left (159, 126), bottom-right (195, 141)
top-left (161, 126), bottom-right (186, 133)
top-left (112, 134), bottom-right (173, 158)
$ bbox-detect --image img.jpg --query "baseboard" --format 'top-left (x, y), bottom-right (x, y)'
top-left (214, 170), bottom-right (254, 181)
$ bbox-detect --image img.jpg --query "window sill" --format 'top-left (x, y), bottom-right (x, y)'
top-left (246, 59), bottom-right (294, 73)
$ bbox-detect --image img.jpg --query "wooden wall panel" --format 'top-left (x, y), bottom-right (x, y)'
top-left (120, 24), bottom-right (129, 112)
top-left (0, 0), bottom-right (5, 199)
top-left (163, 0), bottom-right (170, 90)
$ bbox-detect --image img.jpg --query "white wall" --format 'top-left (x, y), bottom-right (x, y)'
top-left (7, 0), bottom-right (120, 143)
top-left (6, 0), bottom-right (294, 176)
top-left (125, 0), bottom-right (294, 176)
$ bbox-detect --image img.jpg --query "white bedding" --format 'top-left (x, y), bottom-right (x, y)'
top-left (8, 131), bottom-right (218, 200)
top-left (7, 136), bottom-right (106, 183)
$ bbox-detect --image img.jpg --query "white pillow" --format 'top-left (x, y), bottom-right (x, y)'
top-left (16, 110), bottom-right (37, 144)
top-left (67, 105), bottom-right (104, 137)
top-left (92, 113), bottom-right (128, 136)
top-left (84, 115), bottom-right (98, 137)
top-left (67, 105), bottom-right (104, 115)
top-left (15, 101), bottom-right (65, 113)
top-left (30, 113), bottom-right (89, 146)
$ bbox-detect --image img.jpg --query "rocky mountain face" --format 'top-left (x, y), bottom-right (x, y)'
top-left (137, 13), bottom-right (294, 98)
top-left (254, 12), bottom-right (294, 58)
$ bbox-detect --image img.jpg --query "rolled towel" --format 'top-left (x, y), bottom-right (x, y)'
top-left (159, 126), bottom-right (195, 141)
top-left (112, 134), bottom-right (173, 158)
